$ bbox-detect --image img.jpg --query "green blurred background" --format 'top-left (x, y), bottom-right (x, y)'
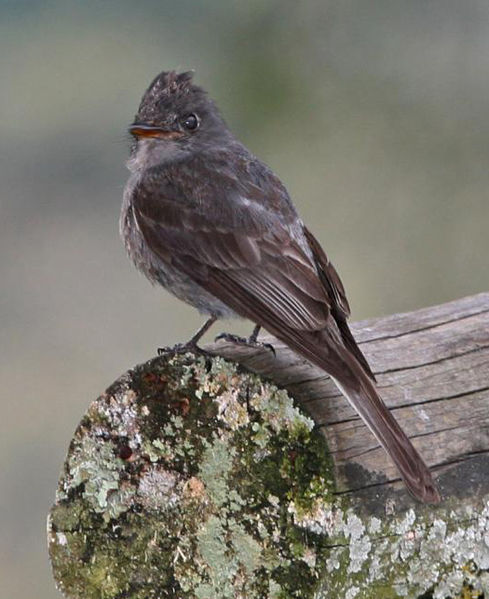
top-left (1, 1), bottom-right (488, 597)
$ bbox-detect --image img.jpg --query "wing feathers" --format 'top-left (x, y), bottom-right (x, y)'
top-left (135, 202), bottom-right (331, 331)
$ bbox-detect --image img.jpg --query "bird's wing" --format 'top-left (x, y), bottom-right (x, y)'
top-left (303, 226), bottom-right (375, 380)
top-left (302, 226), bottom-right (350, 319)
top-left (132, 163), bottom-right (333, 332)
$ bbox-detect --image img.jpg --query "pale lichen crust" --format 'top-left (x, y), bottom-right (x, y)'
top-left (300, 498), bottom-right (489, 598)
top-left (48, 352), bottom-right (334, 598)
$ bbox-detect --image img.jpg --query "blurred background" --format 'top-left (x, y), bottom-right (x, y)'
top-left (1, 1), bottom-right (488, 596)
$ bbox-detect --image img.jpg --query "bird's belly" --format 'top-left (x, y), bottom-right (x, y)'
top-left (153, 261), bottom-right (236, 318)
top-left (120, 200), bottom-right (236, 318)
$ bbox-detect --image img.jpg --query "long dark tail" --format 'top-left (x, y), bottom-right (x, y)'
top-left (271, 325), bottom-right (441, 504)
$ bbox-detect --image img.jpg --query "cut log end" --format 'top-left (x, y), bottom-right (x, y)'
top-left (48, 354), bottom-right (335, 599)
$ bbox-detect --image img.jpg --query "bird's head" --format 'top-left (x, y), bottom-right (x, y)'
top-left (128, 71), bottom-right (230, 166)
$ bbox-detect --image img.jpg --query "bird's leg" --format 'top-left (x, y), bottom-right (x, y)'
top-left (158, 316), bottom-right (217, 356)
top-left (215, 324), bottom-right (275, 355)
top-left (187, 316), bottom-right (218, 346)
top-left (248, 324), bottom-right (261, 344)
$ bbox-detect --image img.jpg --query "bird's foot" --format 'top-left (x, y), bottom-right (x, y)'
top-left (157, 341), bottom-right (206, 357)
top-left (214, 332), bottom-right (248, 345)
top-left (214, 331), bottom-right (276, 356)
top-left (157, 316), bottom-right (218, 357)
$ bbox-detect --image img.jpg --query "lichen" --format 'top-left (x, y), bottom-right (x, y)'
top-left (48, 352), bottom-right (333, 599)
top-left (295, 495), bottom-right (489, 598)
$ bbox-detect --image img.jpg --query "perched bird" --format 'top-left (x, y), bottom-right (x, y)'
top-left (120, 70), bottom-right (440, 503)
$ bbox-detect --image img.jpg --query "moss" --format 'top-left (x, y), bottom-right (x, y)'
top-left (48, 352), bottom-right (334, 598)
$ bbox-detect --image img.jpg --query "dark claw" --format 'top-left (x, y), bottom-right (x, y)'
top-left (158, 316), bottom-right (218, 357)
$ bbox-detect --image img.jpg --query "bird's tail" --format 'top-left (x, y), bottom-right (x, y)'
top-left (272, 326), bottom-right (441, 504)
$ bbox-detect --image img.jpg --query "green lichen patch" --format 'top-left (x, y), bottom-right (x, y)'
top-left (48, 352), bottom-right (334, 598)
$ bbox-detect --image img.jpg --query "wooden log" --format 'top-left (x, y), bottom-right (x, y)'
top-left (48, 293), bottom-right (489, 599)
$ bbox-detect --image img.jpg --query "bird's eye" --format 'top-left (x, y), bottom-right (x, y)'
top-left (181, 113), bottom-right (199, 131)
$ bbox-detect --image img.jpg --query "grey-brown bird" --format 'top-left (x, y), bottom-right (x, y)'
top-left (120, 70), bottom-right (440, 504)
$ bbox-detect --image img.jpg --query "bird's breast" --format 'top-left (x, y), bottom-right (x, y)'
top-left (120, 176), bottom-right (237, 319)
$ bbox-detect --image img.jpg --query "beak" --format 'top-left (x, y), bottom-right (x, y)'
top-left (129, 123), bottom-right (183, 140)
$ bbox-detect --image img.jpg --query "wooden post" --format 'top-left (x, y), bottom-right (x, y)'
top-left (48, 293), bottom-right (489, 599)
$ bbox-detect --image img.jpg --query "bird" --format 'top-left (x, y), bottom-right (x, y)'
top-left (120, 70), bottom-right (440, 504)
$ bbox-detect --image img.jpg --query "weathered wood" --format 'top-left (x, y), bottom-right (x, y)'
top-left (208, 292), bottom-right (489, 508)
top-left (48, 293), bottom-right (489, 599)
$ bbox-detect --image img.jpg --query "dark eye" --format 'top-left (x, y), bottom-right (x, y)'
top-left (181, 113), bottom-right (199, 131)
